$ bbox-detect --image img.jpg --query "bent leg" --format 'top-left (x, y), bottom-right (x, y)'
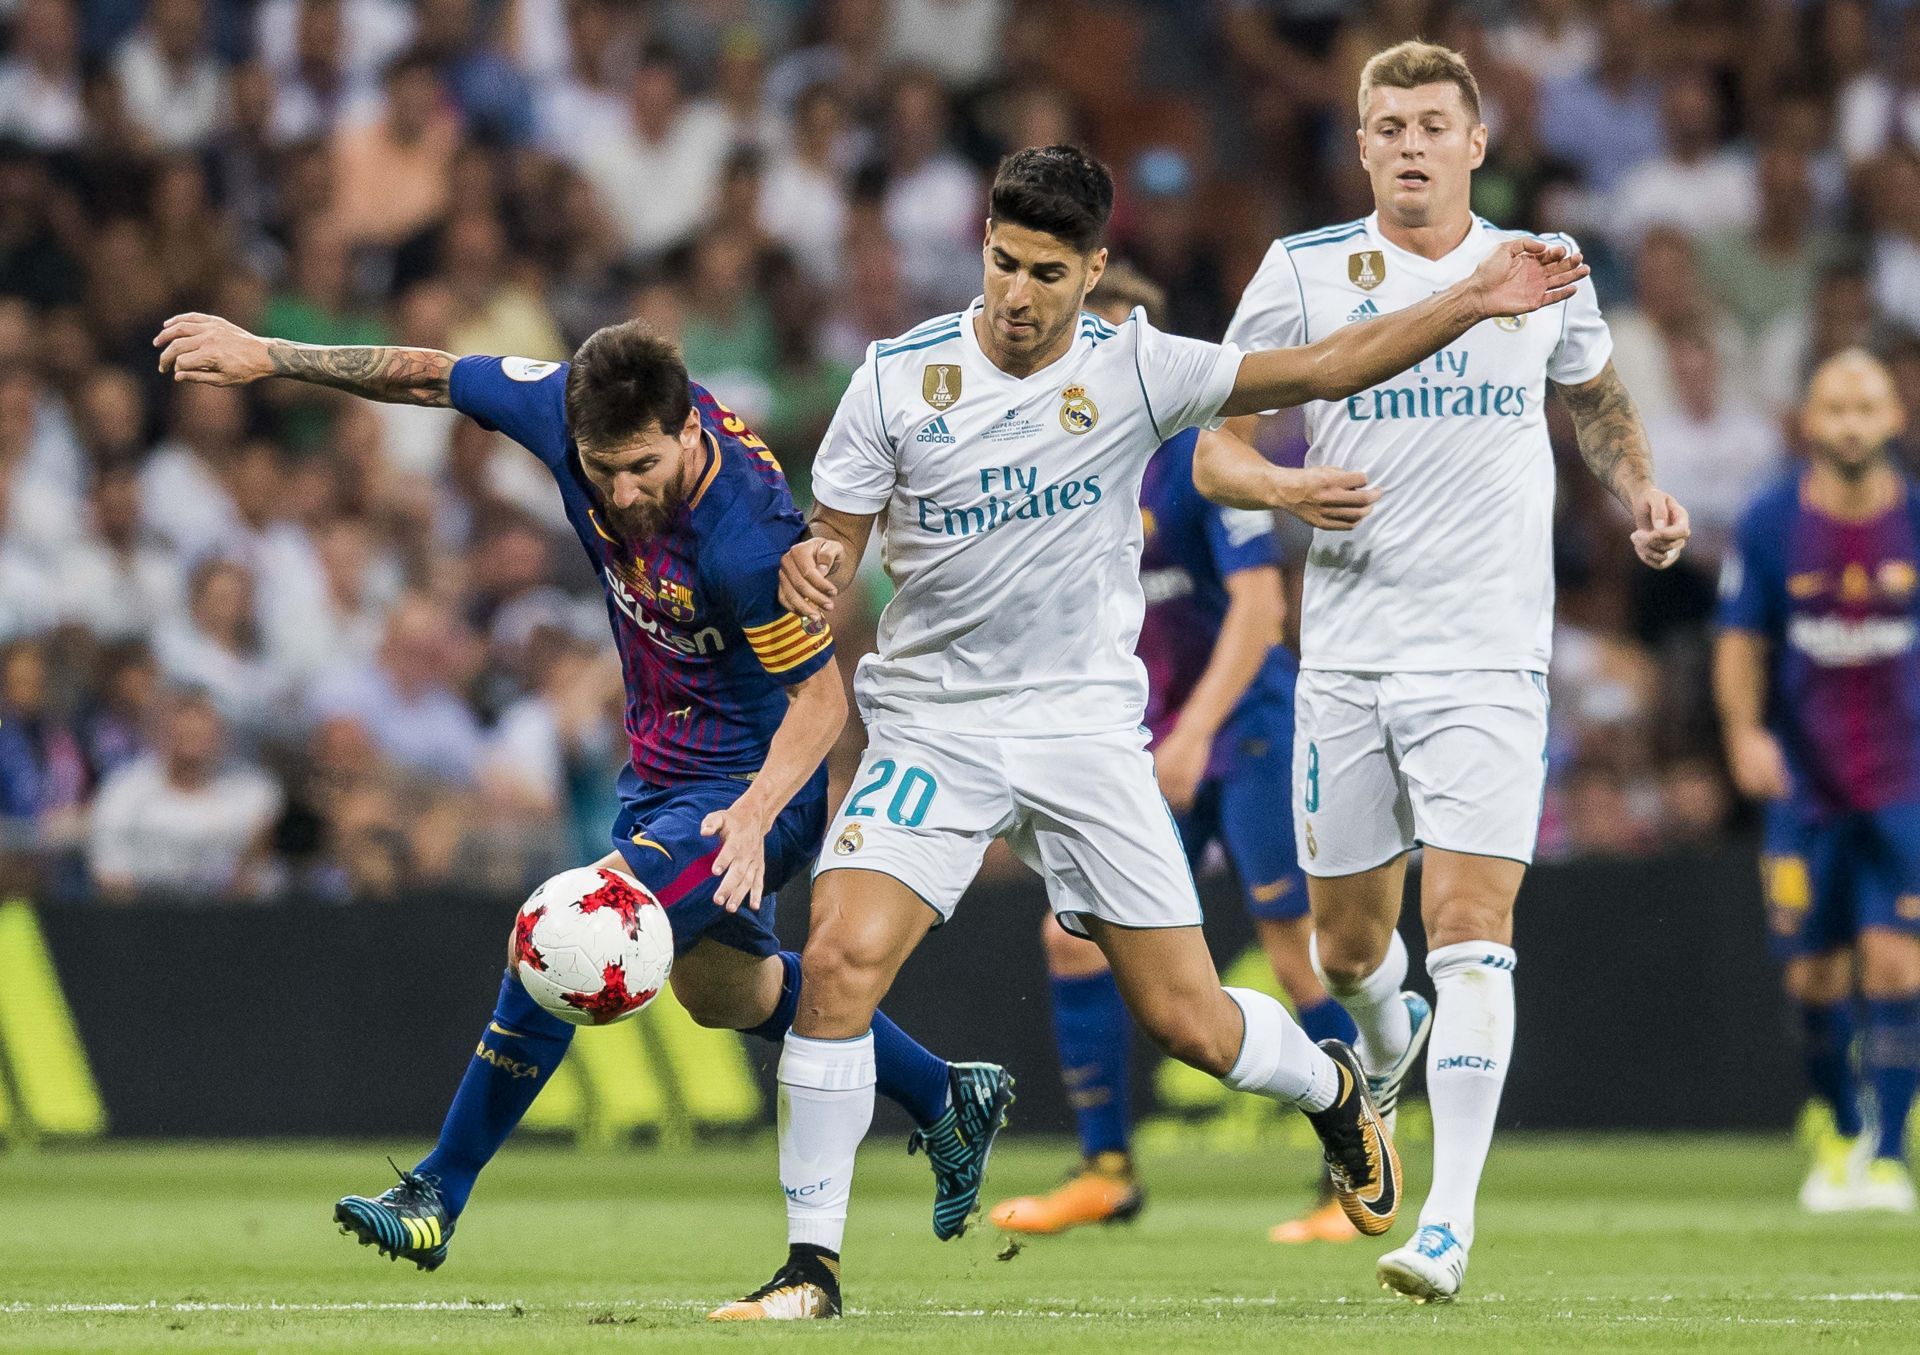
top-left (416, 967), bottom-right (574, 1218)
top-left (781, 870), bottom-right (935, 1256)
top-left (1309, 858), bottom-right (1412, 1070)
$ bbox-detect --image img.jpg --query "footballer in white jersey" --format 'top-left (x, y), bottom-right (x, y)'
top-left (712, 143), bottom-right (1592, 1321)
top-left (1218, 41), bottom-right (1692, 1304)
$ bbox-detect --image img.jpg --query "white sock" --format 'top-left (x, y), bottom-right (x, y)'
top-left (1312, 929), bottom-right (1411, 1073)
top-left (1417, 941), bottom-right (1516, 1249)
top-left (778, 1032), bottom-right (876, 1255)
top-left (1222, 987), bottom-right (1340, 1111)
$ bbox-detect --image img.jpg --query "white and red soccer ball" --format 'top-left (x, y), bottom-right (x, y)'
top-left (510, 866), bottom-right (674, 1025)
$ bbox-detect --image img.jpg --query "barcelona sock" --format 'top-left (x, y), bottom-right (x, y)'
top-left (1297, 994), bottom-right (1359, 1048)
top-left (748, 951), bottom-right (950, 1129)
top-left (1799, 1000), bottom-right (1865, 1140)
top-left (416, 971), bottom-right (574, 1218)
top-left (1863, 995), bottom-right (1920, 1161)
top-left (1050, 970), bottom-right (1134, 1158)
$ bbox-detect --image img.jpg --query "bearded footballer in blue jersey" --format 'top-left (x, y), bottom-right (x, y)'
top-left (1715, 350), bottom-right (1920, 1213)
top-left (153, 312), bottom-right (1013, 1268)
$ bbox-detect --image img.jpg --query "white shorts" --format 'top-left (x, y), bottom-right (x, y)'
top-left (1293, 670), bottom-right (1550, 877)
top-left (815, 722), bottom-right (1203, 935)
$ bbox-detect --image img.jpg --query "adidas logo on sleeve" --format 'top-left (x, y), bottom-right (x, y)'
top-left (916, 416), bottom-right (957, 444)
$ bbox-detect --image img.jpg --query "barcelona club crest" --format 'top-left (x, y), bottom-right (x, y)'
top-left (1348, 250), bottom-right (1386, 291)
top-left (657, 578), bottom-right (697, 622)
top-left (923, 364), bottom-right (961, 410)
top-left (834, 823), bottom-right (864, 856)
top-left (1059, 384), bottom-right (1098, 435)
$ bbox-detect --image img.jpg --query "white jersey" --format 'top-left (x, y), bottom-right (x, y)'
top-left (1224, 213), bottom-right (1613, 673)
top-left (812, 298), bottom-right (1243, 735)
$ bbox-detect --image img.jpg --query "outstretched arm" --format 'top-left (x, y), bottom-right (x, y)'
top-left (1553, 360), bottom-right (1691, 569)
top-left (154, 312), bottom-right (454, 406)
top-left (1217, 239), bottom-right (1589, 416)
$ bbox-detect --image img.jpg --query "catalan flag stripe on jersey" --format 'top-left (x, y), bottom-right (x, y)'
top-left (746, 615), bottom-right (834, 673)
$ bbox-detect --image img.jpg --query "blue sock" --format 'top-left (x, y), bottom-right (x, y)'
top-left (745, 951), bottom-right (951, 1128)
top-left (1297, 994), bottom-right (1358, 1047)
top-left (873, 1011), bottom-right (951, 1127)
top-left (1801, 1000), bottom-right (1865, 1140)
top-left (1050, 970), bottom-right (1132, 1158)
top-left (416, 972), bottom-right (574, 1217)
top-left (1863, 995), bottom-right (1920, 1161)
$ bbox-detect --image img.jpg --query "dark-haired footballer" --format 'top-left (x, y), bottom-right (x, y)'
top-left (722, 143), bottom-right (1590, 1319)
top-left (150, 313), bottom-right (1008, 1269)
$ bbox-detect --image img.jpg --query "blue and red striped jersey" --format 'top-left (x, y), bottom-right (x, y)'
top-left (1718, 471), bottom-right (1920, 817)
top-left (450, 355), bottom-right (835, 785)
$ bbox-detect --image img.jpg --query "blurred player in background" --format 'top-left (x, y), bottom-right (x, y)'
top-left (151, 313), bottom-right (1004, 1270)
top-left (987, 264), bottom-right (1365, 1245)
top-left (1219, 42), bottom-right (1691, 1302)
top-left (1715, 349), bottom-right (1920, 1214)
top-left (726, 143), bottom-right (1587, 1320)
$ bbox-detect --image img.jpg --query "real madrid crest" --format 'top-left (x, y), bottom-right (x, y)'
top-left (1493, 314), bottom-right (1527, 332)
top-left (1348, 250), bottom-right (1386, 291)
top-left (834, 823), bottom-right (864, 856)
top-left (923, 364), bottom-right (961, 410)
top-left (1059, 384), bottom-right (1098, 435)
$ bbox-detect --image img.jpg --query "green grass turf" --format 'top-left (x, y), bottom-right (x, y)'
top-left (1, 1136), bottom-right (1916, 1353)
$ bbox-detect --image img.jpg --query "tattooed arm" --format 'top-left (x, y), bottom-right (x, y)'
top-left (154, 312), bottom-right (453, 405)
top-left (1552, 359), bottom-right (1692, 570)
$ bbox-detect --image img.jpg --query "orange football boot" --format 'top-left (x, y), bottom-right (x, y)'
top-left (988, 1153), bottom-right (1146, 1235)
top-left (1269, 1196), bottom-right (1361, 1244)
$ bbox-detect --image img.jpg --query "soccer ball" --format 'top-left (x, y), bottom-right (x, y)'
top-left (510, 866), bottom-right (674, 1025)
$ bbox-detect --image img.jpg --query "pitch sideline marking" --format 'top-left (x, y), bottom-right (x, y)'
top-left (3, 1293), bottom-right (1916, 1318)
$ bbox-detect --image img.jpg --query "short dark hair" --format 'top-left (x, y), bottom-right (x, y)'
top-left (989, 145), bottom-right (1114, 254)
top-left (565, 321), bottom-right (693, 451)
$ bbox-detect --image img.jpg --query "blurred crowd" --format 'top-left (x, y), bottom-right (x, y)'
top-left (0, 0), bottom-right (1911, 901)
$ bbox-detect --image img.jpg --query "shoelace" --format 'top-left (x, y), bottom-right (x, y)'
top-left (378, 1157), bottom-right (439, 1209)
top-left (1413, 1226), bottom-right (1453, 1259)
top-left (907, 1116), bottom-right (970, 1176)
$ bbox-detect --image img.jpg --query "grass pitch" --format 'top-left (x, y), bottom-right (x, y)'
top-left (1, 1136), bottom-right (1916, 1353)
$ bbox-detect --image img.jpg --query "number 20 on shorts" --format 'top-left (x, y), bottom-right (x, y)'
top-left (846, 759), bottom-right (939, 827)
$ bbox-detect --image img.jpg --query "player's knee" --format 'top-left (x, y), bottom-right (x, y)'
top-left (1041, 916), bottom-right (1110, 978)
top-left (1857, 930), bottom-right (1920, 998)
top-left (1785, 952), bottom-right (1852, 1006)
top-left (1313, 926), bottom-right (1392, 989)
top-left (797, 934), bottom-right (890, 1017)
